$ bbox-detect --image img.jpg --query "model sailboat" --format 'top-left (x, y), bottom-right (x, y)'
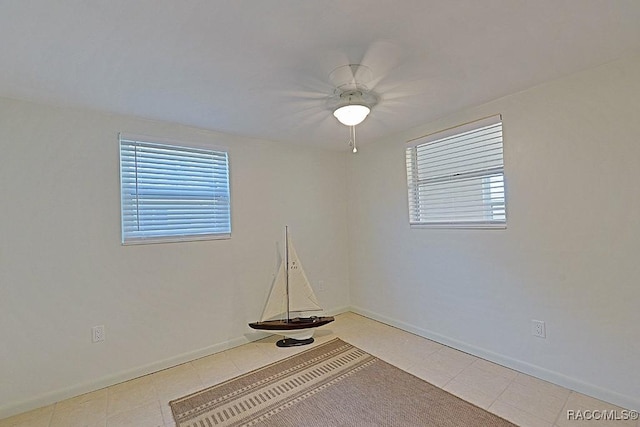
top-left (249, 226), bottom-right (334, 347)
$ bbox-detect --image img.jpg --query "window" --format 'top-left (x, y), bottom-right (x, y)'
top-left (405, 115), bottom-right (506, 228)
top-left (119, 134), bottom-right (231, 244)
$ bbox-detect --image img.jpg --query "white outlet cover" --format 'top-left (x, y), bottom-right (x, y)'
top-left (92, 325), bottom-right (105, 343)
top-left (531, 320), bottom-right (546, 338)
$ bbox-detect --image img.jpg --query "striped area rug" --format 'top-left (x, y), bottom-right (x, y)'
top-left (170, 338), bottom-right (516, 427)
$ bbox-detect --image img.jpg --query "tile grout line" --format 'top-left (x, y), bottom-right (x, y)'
top-left (485, 372), bottom-right (517, 416)
top-left (551, 390), bottom-right (572, 427)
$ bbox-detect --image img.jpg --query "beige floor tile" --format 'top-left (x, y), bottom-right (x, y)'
top-left (373, 334), bottom-right (445, 370)
top-left (0, 405), bottom-right (54, 427)
top-left (454, 364), bottom-right (514, 394)
top-left (336, 323), bottom-right (363, 335)
top-left (105, 401), bottom-right (164, 427)
top-left (402, 362), bottom-right (454, 388)
top-left (418, 345), bottom-right (477, 378)
top-left (107, 375), bottom-right (158, 416)
top-left (50, 389), bottom-right (107, 427)
top-left (337, 332), bottom-right (379, 354)
top-left (472, 358), bottom-right (519, 381)
top-left (497, 379), bottom-right (569, 423)
top-left (397, 339), bottom-right (445, 367)
top-left (149, 363), bottom-right (204, 403)
top-left (444, 364), bottom-right (513, 409)
top-left (514, 372), bottom-right (571, 399)
top-left (445, 380), bottom-right (503, 409)
top-left (326, 313), bottom-right (355, 327)
top-left (191, 349), bottom-right (242, 388)
top-left (159, 401), bottom-right (176, 427)
top-left (489, 399), bottom-right (554, 427)
top-left (223, 342), bottom-right (278, 373)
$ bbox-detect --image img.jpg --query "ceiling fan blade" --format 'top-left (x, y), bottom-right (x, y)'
top-left (271, 69), bottom-right (335, 104)
top-left (376, 77), bottom-right (434, 99)
top-left (357, 40), bottom-right (406, 90)
top-left (278, 89), bottom-right (329, 100)
top-left (282, 105), bottom-right (338, 134)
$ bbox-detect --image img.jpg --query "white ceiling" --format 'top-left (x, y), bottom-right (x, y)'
top-left (2, 1), bottom-right (640, 150)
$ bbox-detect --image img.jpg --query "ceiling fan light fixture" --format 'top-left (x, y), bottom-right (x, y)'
top-left (333, 104), bottom-right (371, 126)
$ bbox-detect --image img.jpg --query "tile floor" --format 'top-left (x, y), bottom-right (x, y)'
top-left (1, 312), bottom-right (637, 427)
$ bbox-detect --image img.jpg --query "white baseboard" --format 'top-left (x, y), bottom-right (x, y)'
top-left (0, 306), bottom-right (352, 420)
top-left (350, 305), bottom-right (640, 412)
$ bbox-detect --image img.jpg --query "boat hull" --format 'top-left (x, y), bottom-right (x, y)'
top-left (248, 316), bottom-right (334, 341)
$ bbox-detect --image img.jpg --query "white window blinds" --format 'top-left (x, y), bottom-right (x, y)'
top-left (405, 115), bottom-right (506, 228)
top-left (119, 135), bottom-right (231, 244)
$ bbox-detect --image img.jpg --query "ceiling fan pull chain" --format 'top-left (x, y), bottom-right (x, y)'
top-left (350, 125), bottom-right (357, 153)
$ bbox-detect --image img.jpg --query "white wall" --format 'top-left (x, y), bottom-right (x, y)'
top-left (0, 98), bottom-right (350, 417)
top-left (348, 54), bottom-right (640, 411)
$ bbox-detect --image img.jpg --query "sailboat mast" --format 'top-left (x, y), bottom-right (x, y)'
top-left (284, 225), bottom-right (290, 322)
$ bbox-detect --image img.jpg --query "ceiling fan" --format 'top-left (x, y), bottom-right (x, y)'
top-left (281, 41), bottom-right (432, 152)
top-left (325, 64), bottom-right (379, 153)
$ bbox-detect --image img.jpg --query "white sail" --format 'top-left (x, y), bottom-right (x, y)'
top-left (260, 231), bottom-right (322, 321)
top-left (261, 261), bottom-right (287, 321)
top-left (286, 234), bottom-right (322, 313)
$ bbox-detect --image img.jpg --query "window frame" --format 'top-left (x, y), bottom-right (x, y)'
top-left (405, 115), bottom-right (507, 229)
top-left (119, 133), bottom-right (232, 245)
